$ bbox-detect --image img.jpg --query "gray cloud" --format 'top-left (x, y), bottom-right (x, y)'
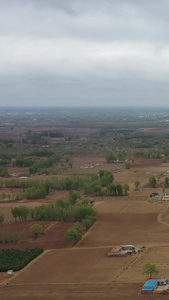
top-left (0, 0), bottom-right (169, 106)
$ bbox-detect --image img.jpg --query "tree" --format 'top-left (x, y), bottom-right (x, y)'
top-left (0, 214), bottom-right (5, 226)
top-left (73, 222), bottom-right (82, 234)
top-left (11, 207), bottom-right (21, 222)
top-left (164, 177), bottom-right (169, 188)
top-left (149, 177), bottom-right (157, 188)
top-left (64, 155), bottom-right (71, 163)
top-left (100, 172), bottom-right (114, 187)
top-left (83, 183), bottom-right (92, 195)
top-left (105, 152), bottom-right (116, 163)
top-left (0, 179), bottom-right (3, 188)
top-left (65, 225), bottom-right (82, 245)
top-left (123, 183), bottom-right (130, 195)
top-left (19, 206), bottom-right (29, 221)
top-left (1, 192), bottom-right (6, 200)
top-left (143, 263), bottom-right (159, 279)
top-left (135, 181), bottom-right (141, 190)
top-left (162, 182), bottom-right (165, 193)
top-left (69, 190), bottom-right (81, 204)
top-left (116, 183), bottom-right (123, 196)
top-left (111, 184), bottom-right (117, 195)
top-left (82, 218), bottom-right (93, 230)
top-left (125, 162), bottom-right (131, 169)
top-left (93, 183), bottom-right (103, 196)
top-left (30, 224), bottom-right (44, 239)
top-left (0, 167), bottom-right (9, 177)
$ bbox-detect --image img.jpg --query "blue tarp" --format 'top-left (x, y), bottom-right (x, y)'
top-left (142, 287), bottom-right (154, 291)
top-left (142, 280), bottom-right (158, 291)
top-left (143, 280), bottom-right (158, 287)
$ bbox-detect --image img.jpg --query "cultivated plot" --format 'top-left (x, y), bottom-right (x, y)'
top-left (9, 248), bottom-right (134, 284)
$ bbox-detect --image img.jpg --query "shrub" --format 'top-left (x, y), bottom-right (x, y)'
top-left (0, 214), bottom-right (5, 226)
top-left (125, 162), bottom-right (131, 169)
top-left (149, 177), bottom-right (157, 188)
top-left (65, 225), bottom-right (82, 245)
top-left (82, 218), bottom-right (93, 230)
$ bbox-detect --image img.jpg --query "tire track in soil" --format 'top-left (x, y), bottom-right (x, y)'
top-left (110, 251), bottom-right (147, 281)
top-left (157, 203), bottom-right (169, 227)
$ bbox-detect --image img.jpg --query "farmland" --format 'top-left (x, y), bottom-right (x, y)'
top-left (1, 107), bottom-right (169, 299)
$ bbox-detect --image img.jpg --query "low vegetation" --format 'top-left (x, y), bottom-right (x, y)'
top-left (65, 223), bottom-right (82, 245)
top-left (0, 232), bottom-right (24, 244)
top-left (0, 247), bottom-right (43, 272)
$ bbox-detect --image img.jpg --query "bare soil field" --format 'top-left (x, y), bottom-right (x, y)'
top-left (8, 248), bottom-right (134, 284)
top-left (0, 220), bottom-right (73, 250)
top-left (1, 157), bottom-right (169, 299)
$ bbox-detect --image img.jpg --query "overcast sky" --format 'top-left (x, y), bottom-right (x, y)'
top-left (1, 0), bottom-right (169, 107)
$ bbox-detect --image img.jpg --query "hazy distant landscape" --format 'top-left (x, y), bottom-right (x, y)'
top-left (0, 107), bottom-right (169, 299)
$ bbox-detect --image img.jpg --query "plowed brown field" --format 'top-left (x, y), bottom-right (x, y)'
top-left (1, 157), bottom-right (169, 299)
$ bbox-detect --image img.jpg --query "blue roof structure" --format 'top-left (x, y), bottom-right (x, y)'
top-left (142, 280), bottom-right (158, 291)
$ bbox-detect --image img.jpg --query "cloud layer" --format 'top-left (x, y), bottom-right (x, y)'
top-left (1, 0), bottom-right (169, 106)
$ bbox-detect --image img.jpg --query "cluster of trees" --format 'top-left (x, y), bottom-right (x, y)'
top-left (11, 198), bottom-right (98, 223)
top-left (48, 171), bottom-right (129, 197)
top-left (48, 132), bottom-right (64, 138)
top-left (0, 248), bottom-right (43, 272)
top-left (13, 157), bottom-right (37, 167)
top-left (0, 231), bottom-right (24, 243)
top-left (24, 183), bottom-right (50, 199)
top-left (105, 151), bottom-right (127, 163)
top-left (30, 199), bottom-right (97, 223)
top-left (106, 183), bottom-right (130, 196)
top-left (149, 176), bottom-right (169, 189)
top-left (0, 143), bottom-right (56, 162)
top-left (0, 144), bottom-right (73, 177)
top-left (25, 131), bottom-right (47, 145)
top-left (11, 206), bottom-right (29, 222)
top-left (1, 180), bottom-right (50, 200)
top-left (82, 217), bottom-right (94, 230)
top-left (29, 155), bottom-right (61, 174)
top-left (0, 167), bottom-right (9, 177)
top-left (0, 159), bottom-right (10, 166)
top-left (0, 170), bottom-right (130, 201)
top-left (106, 146), bottom-right (169, 162)
top-left (133, 149), bottom-right (161, 159)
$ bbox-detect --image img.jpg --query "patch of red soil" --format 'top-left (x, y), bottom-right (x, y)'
top-left (0, 220), bottom-right (75, 250)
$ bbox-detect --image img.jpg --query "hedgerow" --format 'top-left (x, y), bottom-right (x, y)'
top-left (0, 247), bottom-right (43, 272)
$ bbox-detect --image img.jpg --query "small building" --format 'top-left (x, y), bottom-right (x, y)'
top-left (142, 280), bottom-right (158, 292)
top-left (142, 279), bottom-right (169, 294)
top-left (161, 195), bottom-right (169, 201)
top-left (107, 245), bottom-right (136, 257)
